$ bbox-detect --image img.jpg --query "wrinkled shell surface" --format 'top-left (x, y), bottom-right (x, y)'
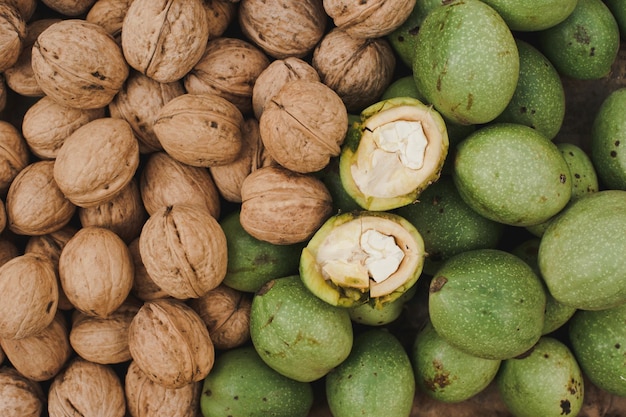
top-left (240, 165), bottom-right (333, 245)
top-left (0, 366), bottom-right (44, 417)
top-left (128, 238), bottom-right (170, 301)
top-left (6, 0), bottom-right (37, 21)
top-left (260, 79), bottom-right (348, 173)
top-left (0, 2), bottom-right (25, 73)
top-left (86, 0), bottom-right (134, 41)
top-left (0, 121), bottom-right (30, 195)
top-left (128, 299), bottom-right (215, 389)
top-left (31, 19), bottom-right (129, 109)
top-left (203, 0), bottom-right (236, 40)
top-left (42, 0), bottom-right (98, 16)
top-left (139, 204), bottom-right (228, 299)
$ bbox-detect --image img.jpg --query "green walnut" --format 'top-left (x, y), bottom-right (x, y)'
top-left (591, 87), bottom-right (626, 190)
top-left (480, 0), bottom-right (578, 31)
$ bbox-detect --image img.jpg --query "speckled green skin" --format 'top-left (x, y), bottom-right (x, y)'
top-left (569, 303), bottom-right (626, 397)
top-left (326, 329), bottom-right (415, 417)
top-left (453, 123), bottom-right (572, 227)
top-left (348, 282), bottom-right (417, 326)
top-left (480, 0), bottom-right (578, 31)
top-left (249, 275), bottom-right (353, 382)
top-left (494, 39), bottom-right (565, 141)
top-left (411, 321), bottom-right (501, 403)
top-left (602, 0), bottom-right (626, 39)
top-left (200, 346), bottom-right (314, 417)
top-left (428, 249), bottom-right (546, 360)
top-left (496, 337), bottom-right (584, 417)
top-left (538, 0), bottom-right (620, 80)
top-left (412, 0), bottom-right (519, 125)
top-left (538, 190), bottom-right (626, 310)
top-left (591, 88), bottom-right (626, 190)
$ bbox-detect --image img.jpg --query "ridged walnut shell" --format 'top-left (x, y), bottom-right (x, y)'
top-left (121, 0), bottom-right (209, 83)
top-left (0, 121), bottom-right (30, 196)
top-left (139, 204), bottom-right (228, 299)
top-left (59, 226), bottom-right (134, 317)
top-left (260, 79), bottom-right (348, 173)
top-left (0, 312), bottom-right (71, 382)
top-left (6, 160), bottom-right (76, 236)
top-left (154, 93), bottom-right (244, 167)
top-left (5, 0), bottom-right (37, 21)
top-left (47, 358), bottom-right (126, 417)
top-left (0, 366), bottom-right (45, 417)
top-left (0, 253), bottom-right (58, 340)
top-left (41, 0), bottom-right (98, 16)
top-left (31, 19), bottom-right (129, 109)
top-left (86, 0), bottom-right (134, 42)
top-left (128, 298), bottom-right (215, 388)
top-left (128, 238), bottom-right (170, 301)
top-left (312, 28), bottom-right (396, 113)
top-left (203, 0), bottom-right (236, 40)
top-left (238, 0), bottom-right (327, 59)
top-left (125, 360), bottom-right (201, 417)
top-left (53, 117), bottom-right (140, 208)
top-left (240, 165), bottom-right (333, 245)
top-left (0, 2), bottom-right (25, 73)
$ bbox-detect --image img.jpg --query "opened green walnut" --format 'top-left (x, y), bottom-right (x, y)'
top-left (300, 211), bottom-right (425, 308)
top-left (339, 97), bottom-right (449, 211)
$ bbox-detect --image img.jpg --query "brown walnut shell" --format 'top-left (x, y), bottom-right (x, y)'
top-left (128, 298), bottom-right (215, 389)
top-left (0, 237), bottom-right (19, 268)
top-left (240, 165), bottom-right (333, 245)
top-left (31, 19), bottom-right (129, 109)
top-left (5, 0), bottom-right (37, 21)
top-left (86, 0), bottom-right (135, 42)
top-left (128, 238), bottom-right (170, 301)
top-left (0, 253), bottom-right (58, 340)
top-left (59, 226), bottom-right (134, 317)
top-left (203, 0), bottom-right (236, 40)
top-left (153, 93), bottom-right (244, 167)
top-left (139, 204), bottom-right (228, 299)
top-left (121, 0), bottom-right (209, 83)
top-left (0, 199), bottom-right (5, 234)
top-left (0, 75), bottom-right (6, 114)
top-left (0, 366), bottom-right (45, 417)
top-left (238, 0), bottom-right (327, 59)
top-left (47, 357), bottom-right (126, 417)
top-left (0, 2), bottom-right (25, 73)
top-left (53, 117), bottom-right (140, 208)
top-left (259, 79), bottom-right (348, 173)
top-left (0, 121), bottom-right (30, 196)
top-left (41, 0), bottom-right (98, 16)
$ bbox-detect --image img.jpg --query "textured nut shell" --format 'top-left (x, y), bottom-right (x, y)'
top-left (22, 96), bottom-right (105, 159)
top-left (0, 2), bottom-right (25, 72)
top-left (188, 285), bottom-right (251, 350)
top-left (128, 299), bottom-right (215, 388)
top-left (0, 312), bottom-right (71, 382)
top-left (260, 79), bottom-right (348, 173)
top-left (47, 358), bottom-right (125, 417)
top-left (209, 118), bottom-right (276, 203)
top-left (109, 70), bottom-right (184, 153)
top-left (121, 0), bottom-right (209, 83)
top-left (0, 121), bottom-right (30, 195)
top-left (184, 37), bottom-right (270, 114)
top-left (78, 178), bottom-right (147, 243)
top-left (86, 0), bottom-right (134, 41)
top-left (252, 56), bottom-right (320, 119)
top-left (203, 0), bottom-right (236, 39)
top-left (323, 0), bottom-right (416, 39)
top-left (6, 160), bottom-right (76, 236)
top-left (125, 360), bottom-right (201, 417)
top-left (128, 238), bottom-right (170, 301)
top-left (240, 166), bottom-right (333, 244)
top-left (0, 237), bottom-right (19, 267)
top-left (0, 199), bottom-right (6, 234)
top-left (154, 93), bottom-right (243, 167)
top-left (139, 151), bottom-right (221, 218)
top-left (53, 117), bottom-right (140, 208)
top-left (69, 299), bottom-right (141, 364)
top-left (59, 226), bottom-right (134, 317)
top-left (31, 19), bottom-right (129, 109)
top-left (5, 0), bottom-right (37, 21)
top-left (139, 204), bottom-right (228, 299)
top-left (41, 0), bottom-right (98, 16)
top-left (313, 28), bottom-right (396, 113)
top-left (238, 0), bottom-right (327, 59)
top-left (0, 366), bottom-right (44, 417)
top-left (0, 253), bottom-right (58, 340)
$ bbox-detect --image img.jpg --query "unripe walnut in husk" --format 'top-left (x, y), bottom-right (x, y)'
top-left (139, 204), bottom-right (228, 299)
top-left (31, 19), bottom-right (129, 109)
top-left (240, 165), bottom-right (333, 245)
top-left (128, 238), bottom-right (170, 301)
top-left (86, 0), bottom-right (134, 43)
top-left (128, 298), bottom-right (215, 389)
top-left (0, 366), bottom-right (45, 417)
top-left (0, 121), bottom-right (30, 196)
top-left (0, 2), bottom-right (25, 73)
top-left (259, 79), bottom-right (348, 174)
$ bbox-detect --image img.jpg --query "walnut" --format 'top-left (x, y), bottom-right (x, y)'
top-left (0, 237), bottom-right (19, 268)
top-left (203, 0), bottom-right (236, 40)
top-left (0, 311), bottom-right (71, 382)
top-left (184, 37), bottom-right (270, 115)
top-left (312, 27), bottom-right (396, 113)
top-left (41, 0), bottom-right (98, 16)
top-left (31, 19), bottom-right (129, 109)
top-left (109, 70), bottom-right (185, 153)
top-left (139, 204), bottom-right (228, 299)
top-left (188, 284), bottom-right (251, 350)
top-left (86, 0), bottom-right (134, 42)
top-left (0, 121), bottom-right (30, 196)
top-left (128, 298), bottom-right (215, 388)
top-left (0, 366), bottom-right (45, 417)
top-left (240, 165), bottom-right (333, 245)
top-left (47, 357), bottom-right (126, 417)
top-left (53, 117), bottom-right (140, 208)
top-left (6, 160), bottom-right (76, 236)
top-left (125, 360), bottom-right (201, 417)
top-left (5, 0), bottom-right (37, 21)
top-left (128, 238), bottom-right (171, 301)
top-left (140, 151), bottom-right (221, 218)
top-left (153, 93), bottom-right (244, 167)
top-left (58, 226), bottom-right (134, 317)
top-left (22, 96), bottom-right (105, 160)
top-left (0, 2), bottom-right (25, 73)
top-left (121, 0), bottom-right (209, 83)
top-left (238, 0), bottom-right (327, 59)
top-left (259, 79), bottom-right (348, 173)
top-left (0, 253), bottom-right (58, 340)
